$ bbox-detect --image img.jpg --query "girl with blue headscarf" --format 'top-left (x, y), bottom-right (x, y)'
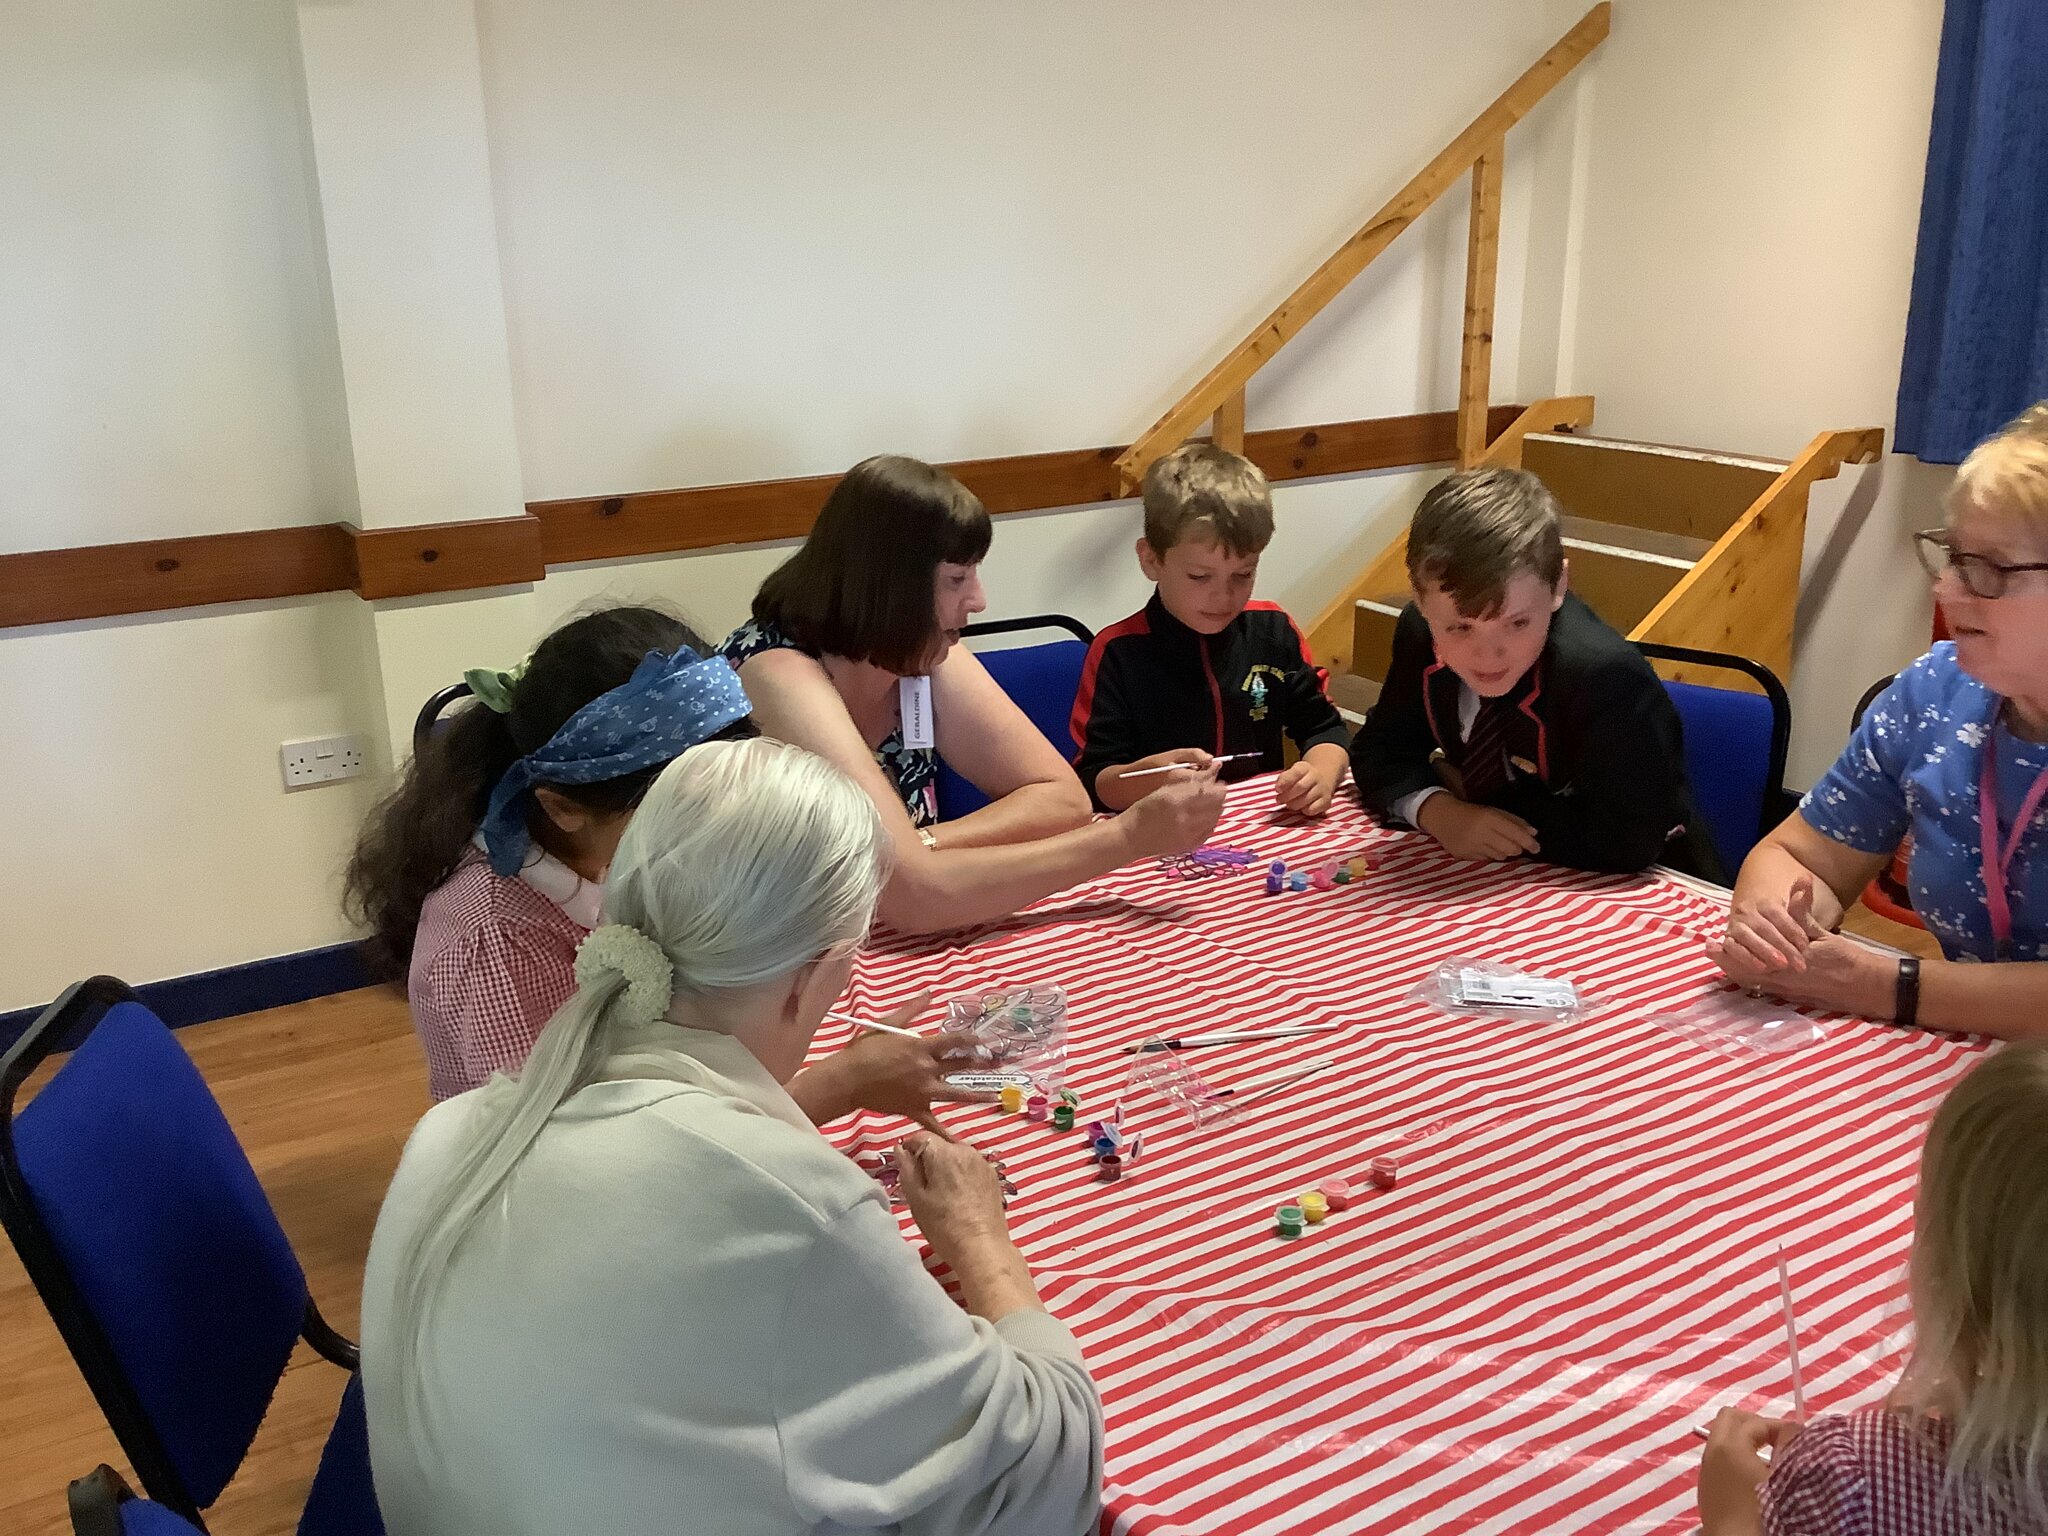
top-left (345, 605), bottom-right (991, 1126)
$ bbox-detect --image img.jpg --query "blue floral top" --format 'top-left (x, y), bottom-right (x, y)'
top-left (718, 618), bottom-right (940, 828)
top-left (1801, 643), bottom-right (2048, 961)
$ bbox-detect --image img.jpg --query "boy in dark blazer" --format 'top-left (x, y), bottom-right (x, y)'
top-left (1349, 467), bottom-right (1722, 879)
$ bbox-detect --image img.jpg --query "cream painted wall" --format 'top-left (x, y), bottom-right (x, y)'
top-left (0, 1), bottom-right (346, 550)
top-left (1563, 0), bottom-right (1949, 786)
top-left (14, 0), bottom-right (1945, 1009)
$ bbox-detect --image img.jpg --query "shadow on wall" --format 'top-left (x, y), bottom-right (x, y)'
top-left (1787, 453), bottom-right (1944, 788)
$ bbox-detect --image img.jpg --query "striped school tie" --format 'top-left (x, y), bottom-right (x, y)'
top-left (1460, 694), bottom-right (1515, 801)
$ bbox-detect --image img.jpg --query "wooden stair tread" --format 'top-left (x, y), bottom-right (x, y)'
top-left (1327, 671), bottom-right (1381, 722)
top-left (1524, 432), bottom-right (1786, 472)
top-left (1560, 515), bottom-right (1710, 566)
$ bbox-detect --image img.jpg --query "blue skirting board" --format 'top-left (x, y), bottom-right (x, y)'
top-left (0, 943), bottom-right (376, 1053)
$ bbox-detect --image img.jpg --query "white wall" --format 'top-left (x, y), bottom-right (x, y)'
top-left (7, 0), bottom-right (1947, 1009)
top-left (1563, 0), bottom-right (1949, 785)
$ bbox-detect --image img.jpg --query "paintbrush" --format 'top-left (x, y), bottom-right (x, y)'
top-left (1123, 1024), bottom-right (1343, 1053)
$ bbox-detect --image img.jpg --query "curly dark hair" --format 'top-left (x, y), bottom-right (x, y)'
top-left (341, 606), bottom-right (754, 981)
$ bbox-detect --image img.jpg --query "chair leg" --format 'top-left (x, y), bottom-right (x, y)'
top-left (66, 1465), bottom-right (133, 1536)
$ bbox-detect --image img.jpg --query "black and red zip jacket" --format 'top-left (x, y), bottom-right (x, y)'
top-left (1068, 594), bottom-right (1351, 809)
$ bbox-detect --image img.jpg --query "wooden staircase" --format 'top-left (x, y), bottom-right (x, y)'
top-left (1111, 8), bottom-right (1884, 722)
top-left (1309, 399), bottom-right (1884, 719)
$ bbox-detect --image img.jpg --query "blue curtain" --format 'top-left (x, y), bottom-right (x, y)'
top-left (1894, 0), bottom-right (2048, 464)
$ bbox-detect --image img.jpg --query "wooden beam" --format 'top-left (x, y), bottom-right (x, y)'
top-left (529, 405), bottom-right (1527, 566)
top-left (0, 526), bottom-right (355, 629)
top-left (1457, 145), bottom-right (1505, 468)
top-left (0, 407), bottom-right (1534, 630)
top-left (1112, 4), bottom-right (1611, 492)
top-left (1213, 390), bottom-right (1246, 456)
top-left (347, 517), bottom-right (547, 601)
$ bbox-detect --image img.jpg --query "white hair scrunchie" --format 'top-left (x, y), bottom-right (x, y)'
top-left (574, 924), bottom-right (673, 1025)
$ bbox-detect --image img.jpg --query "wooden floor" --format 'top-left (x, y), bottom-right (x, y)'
top-left (1, 986), bottom-right (424, 1536)
top-left (1, 900), bottom-right (1936, 1534)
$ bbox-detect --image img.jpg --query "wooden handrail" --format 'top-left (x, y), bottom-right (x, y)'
top-left (1112, 4), bottom-right (1610, 493)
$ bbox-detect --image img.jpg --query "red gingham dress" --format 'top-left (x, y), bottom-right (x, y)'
top-left (407, 850), bottom-right (587, 1101)
top-left (1762, 1410), bottom-right (2046, 1535)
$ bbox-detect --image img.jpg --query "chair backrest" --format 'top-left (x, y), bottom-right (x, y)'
top-left (935, 616), bottom-right (1095, 820)
top-left (411, 682), bottom-right (474, 758)
top-left (1853, 673), bottom-right (1897, 728)
top-left (1, 980), bottom-right (311, 1520)
top-left (1634, 643), bottom-right (1793, 876)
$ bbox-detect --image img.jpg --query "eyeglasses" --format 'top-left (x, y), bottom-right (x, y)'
top-left (1913, 529), bottom-right (2048, 599)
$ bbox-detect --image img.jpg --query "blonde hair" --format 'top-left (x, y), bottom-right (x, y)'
top-left (385, 737), bottom-right (889, 1441)
top-left (1906, 1043), bottom-right (2048, 1520)
top-left (1948, 402), bottom-right (2048, 531)
top-left (1141, 443), bottom-right (1275, 557)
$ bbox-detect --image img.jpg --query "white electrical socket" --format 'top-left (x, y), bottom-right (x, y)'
top-left (280, 734), bottom-right (368, 790)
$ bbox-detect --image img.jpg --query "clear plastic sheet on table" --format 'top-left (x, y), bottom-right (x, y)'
top-left (1121, 1045), bottom-right (1240, 1131)
top-left (1649, 988), bottom-right (1827, 1057)
top-left (939, 983), bottom-right (1068, 1095)
top-left (1409, 957), bottom-right (1591, 1025)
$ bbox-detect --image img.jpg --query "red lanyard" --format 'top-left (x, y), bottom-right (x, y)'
top-left (1977, 719), bottom-right (2048, 955)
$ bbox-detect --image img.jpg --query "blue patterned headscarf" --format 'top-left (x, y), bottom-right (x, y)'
top-left (479, 646), bottom-right (752, 876)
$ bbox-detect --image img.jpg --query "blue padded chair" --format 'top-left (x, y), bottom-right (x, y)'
top-left (1635, 642), bottom-right (1793, 877)
top-left (0, 978), bottom-right (382, 1533)
top-left (935, 615), bottom-right (1095, 820)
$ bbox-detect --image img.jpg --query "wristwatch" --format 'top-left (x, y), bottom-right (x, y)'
top-left (1893, 955), bottom-right (1921, 1030)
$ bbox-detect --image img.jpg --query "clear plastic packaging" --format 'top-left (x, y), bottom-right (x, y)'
top-left (1121, 1046), bottom-right (1240, 1130)
top-left (940, 983), bottom-right (1068, 1095)
top-left (1649, 989), bottom-right (1826, 1057)
top-left (1410, 958), bottom-right (1588, 1025)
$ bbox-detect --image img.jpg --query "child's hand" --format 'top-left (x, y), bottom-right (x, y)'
top-left (1418, 795), bottom-right (1540, 861)
top-left (1274, 758), bottom-right (1339, 818)
top-left (1696, 1407), bottom-right (1801, 1536)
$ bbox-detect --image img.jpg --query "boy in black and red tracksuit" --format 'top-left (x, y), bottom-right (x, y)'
top-left (1069, 444), bottom-right (1352, 815)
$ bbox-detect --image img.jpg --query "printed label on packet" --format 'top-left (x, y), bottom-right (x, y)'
top-left (943, 1069), bottom-right (1035, 1092)
top-left (899, 675), bottom-right (935, 749)
top-left (1451, 970), bottom-right (1579, 1012)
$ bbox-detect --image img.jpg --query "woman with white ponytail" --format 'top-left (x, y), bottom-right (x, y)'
top-left (358, 738), bottom-right (1103, 1536)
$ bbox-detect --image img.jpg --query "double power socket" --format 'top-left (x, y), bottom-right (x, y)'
top-left (279, 735), bottom-right (368, 790)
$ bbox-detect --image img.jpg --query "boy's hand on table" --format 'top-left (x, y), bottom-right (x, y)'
top-left (1274, 749), bottom-right (1345, 818)
top-left (1417, 795), bottom-right (1540, 861)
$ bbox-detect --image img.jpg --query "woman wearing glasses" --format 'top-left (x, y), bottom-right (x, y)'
top-left (1707, 405), bottom-right (2048, 1039)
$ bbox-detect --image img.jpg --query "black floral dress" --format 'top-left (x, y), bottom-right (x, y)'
top-left (719, 619), bottom-right (940, 828)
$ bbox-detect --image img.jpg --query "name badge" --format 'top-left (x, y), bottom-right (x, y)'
top-left (899, 675), bottom-right (935, 749)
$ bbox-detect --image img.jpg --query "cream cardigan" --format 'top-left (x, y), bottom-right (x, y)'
top-left (360, 1026), bottom-right (1102, 1535)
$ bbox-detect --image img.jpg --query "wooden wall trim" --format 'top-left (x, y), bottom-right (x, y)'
top-left (2, 406), bottom-right (1525, 629)
top-left (0, 525), bottom-right (356, 630)
top-left (348, 516), bottom-right (547, 601)
top-left (531, 404), bottom-right (1526, 564)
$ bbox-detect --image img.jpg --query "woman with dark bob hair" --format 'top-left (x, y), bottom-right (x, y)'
top-left (723, 455), bottom-right (1222, 931)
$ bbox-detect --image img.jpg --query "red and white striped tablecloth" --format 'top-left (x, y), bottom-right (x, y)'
top-left (815, 781), bottom-right (1984, 1535)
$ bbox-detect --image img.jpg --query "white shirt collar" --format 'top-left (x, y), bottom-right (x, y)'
top-left (471, 832), bottom-right (606, 930)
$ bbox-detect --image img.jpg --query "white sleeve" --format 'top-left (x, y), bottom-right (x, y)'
top-left (1391, 786), bottom-right (1445, 829)
top-left (773, 1203), bottom-right (1103, 1536)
